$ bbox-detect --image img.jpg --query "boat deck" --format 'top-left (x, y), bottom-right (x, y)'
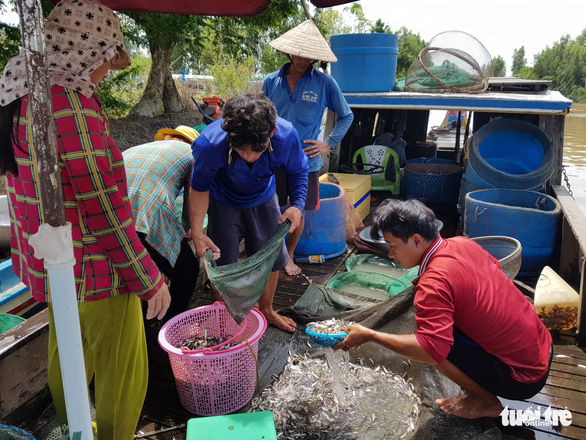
top-left (135, 212), bottom-right (586, 440)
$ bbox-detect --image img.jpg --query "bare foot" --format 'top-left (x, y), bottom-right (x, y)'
top-left (263, 310), bottom-right (297, 333)
top-left (284, 260), bottom-right (302, 276)
top-left (436, 394), bottom-right (503, 419)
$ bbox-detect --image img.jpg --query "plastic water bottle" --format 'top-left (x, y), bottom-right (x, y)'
top-left (294, 255), bottom-right (325, 264)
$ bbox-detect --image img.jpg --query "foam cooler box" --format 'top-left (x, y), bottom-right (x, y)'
top-left (319, 173), bottom-right (371, 220)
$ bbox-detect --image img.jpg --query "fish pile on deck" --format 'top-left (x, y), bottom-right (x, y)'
top-left (307, 318), bottom-right (354, 334)
top-left (175, 334), bottom-right (238, 351)
top-left (249, 351), bottom-right (420, 439)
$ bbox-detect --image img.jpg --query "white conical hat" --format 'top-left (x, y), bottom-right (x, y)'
top-left (269, 20), bottom-right (337, 63)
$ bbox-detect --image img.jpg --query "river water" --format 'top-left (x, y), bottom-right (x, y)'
top-left (563, 102), bottom-right (586, 214)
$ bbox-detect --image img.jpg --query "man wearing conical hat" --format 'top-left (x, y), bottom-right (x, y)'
top-left (263, 20), bottom-right (353, 276)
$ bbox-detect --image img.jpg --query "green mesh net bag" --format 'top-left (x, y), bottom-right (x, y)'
top-left (406, 31), bottom-right (492, 94)
top-left (204, 220), bottom-right (290, 323)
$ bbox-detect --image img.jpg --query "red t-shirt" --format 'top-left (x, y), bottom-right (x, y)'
top-left (414, 236), bottom-right (552, 383)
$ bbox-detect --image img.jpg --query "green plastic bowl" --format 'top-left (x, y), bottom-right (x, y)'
top-left (0, 314), bottom-right (26, 335)
top-left (326, 271), bottom-right (409, 300)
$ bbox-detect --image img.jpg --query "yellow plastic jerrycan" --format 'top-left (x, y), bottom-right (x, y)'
top-left (534, 266), bottom-right (579, 331)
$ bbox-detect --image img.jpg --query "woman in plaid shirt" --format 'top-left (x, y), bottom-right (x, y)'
top-left (0, 1), bottom-right (170, 438)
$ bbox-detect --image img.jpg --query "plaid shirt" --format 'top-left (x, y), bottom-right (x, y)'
top-left (123, 141), bottom-right (193, 266)
top-left (6, 86), bottom-right (163, 303)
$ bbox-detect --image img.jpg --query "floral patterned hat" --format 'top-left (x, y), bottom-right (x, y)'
top-left (0, 0), bottom-right (130, 106)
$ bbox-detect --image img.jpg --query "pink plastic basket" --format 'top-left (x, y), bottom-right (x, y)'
top-left (158, 302), bottom-right (267, 416)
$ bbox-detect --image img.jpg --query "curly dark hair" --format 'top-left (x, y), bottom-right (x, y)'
top-left (371, 199), bottom-right (439, 243)
top-left (221, 92), bottom-right (277, 152)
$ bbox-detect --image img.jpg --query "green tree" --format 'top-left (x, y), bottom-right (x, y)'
top-left (533, 35), bottom-right (569, 85)
top-left (123, 13), bottom-right (200, 117)
top-left (313, 8), bottom-right (350, 41)
top-left (371, 19), bottom-right (391, 34)
top-left (0, 0), bottom-right (66, 73)
top-left (208, 56), bottom-right (256, 100)
top-left (343, 3), bottom-right (371, 33)
top-left (512, 46), bottom-right (526, 76)
top-left (122, 0), bottom-right (298, 117)
top-left (492, 55), bottom-right (506, 77)
top-left (0, 22), bottom-right (20, 71)
top-left (517, 66), bottom-right (537, 79)
top-left (96, 54), bottom-right (152, 119)
top-left (394, 27), bottom-right (426, 78)
top-left (533, 30), bottom-right (586, 102)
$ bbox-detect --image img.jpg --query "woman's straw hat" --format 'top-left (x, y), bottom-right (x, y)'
top-left (155, 126), bottom-right (199, 144)
top-left (269, 20), bottom-right (337, 63)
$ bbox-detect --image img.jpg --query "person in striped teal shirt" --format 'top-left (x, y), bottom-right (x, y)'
top-left (124, 126), bottom-right (200, 320)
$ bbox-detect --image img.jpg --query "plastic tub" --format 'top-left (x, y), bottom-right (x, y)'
top-left (344, 254), bottom-right (418, 282)
top-left (305, 327), bottom-right (348, 347)
top-left (470, 236), bottom-right (522, 280)
top-left (326, 271), bottom-right (409, 300)
top-left (464, 189), bottom-right (560, 277)
top-left (294, 183), bottom-right (348, 260)
top-left (330, 33), bottom-right (398, 93)
top-left (158, 302), bottom-right (267, 416)
top-left (466, 119), bottom-right (554, 190)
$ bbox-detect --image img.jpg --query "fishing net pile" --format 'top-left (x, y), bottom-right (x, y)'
top-left (405, 31), bottom-right (492, 94)
top-left (269, 285), bottom-right (502, 440)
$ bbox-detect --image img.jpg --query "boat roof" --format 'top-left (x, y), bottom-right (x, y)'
top-left (343, 90), bottom-right (573, 115)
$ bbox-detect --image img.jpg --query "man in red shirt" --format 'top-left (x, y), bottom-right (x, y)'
top-left (335, 199), bottom-right (552, 419)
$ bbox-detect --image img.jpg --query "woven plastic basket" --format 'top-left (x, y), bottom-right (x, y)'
top-left (403, 162), bottom-right (463, 208)
top-left (158, 302), bottom-right (267, 416)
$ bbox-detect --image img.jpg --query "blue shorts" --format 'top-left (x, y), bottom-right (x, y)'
top-left (207, 196), bottom-right (288, 272)
top-left (446, 329), bottom-right (552, 400)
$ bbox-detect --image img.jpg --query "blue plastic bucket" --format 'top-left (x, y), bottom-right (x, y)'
top-left (294, 182), bottom-right (348, 260)
top-left (464, 189), bottom-right (560, 277)
top-left (330, 33), bottom-right (398, 93)
top-left (465, 119), bottom-right (554, 190)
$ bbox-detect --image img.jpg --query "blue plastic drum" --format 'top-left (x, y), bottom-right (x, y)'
top-left (294, 182), bottom-right (348, 260)
top-left (464, 188), bottom-right (560, 277)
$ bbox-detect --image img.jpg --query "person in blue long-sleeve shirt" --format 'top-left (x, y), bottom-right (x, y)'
top-left (262, 20), bottom-right (354, 276)
top-left (189, 92), bottom-right (308, 332)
